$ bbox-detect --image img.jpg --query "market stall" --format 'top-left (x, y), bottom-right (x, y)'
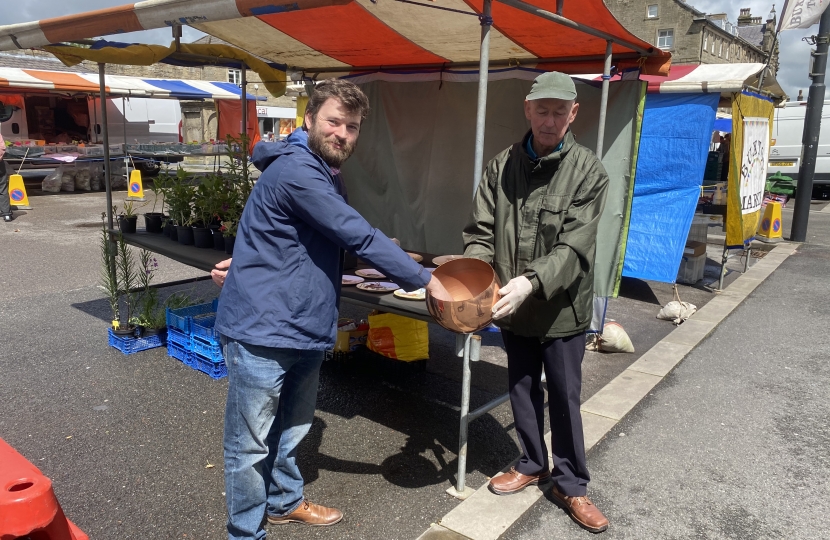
top-left (583, 63), bottom-right (785, 286)
top-left (0, 0), bottom-right (670, 498)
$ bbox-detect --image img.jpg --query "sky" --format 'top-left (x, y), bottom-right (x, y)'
top-left (0, 0), bottom-right (820, 99)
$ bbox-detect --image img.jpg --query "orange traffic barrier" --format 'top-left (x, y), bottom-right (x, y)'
top-left (0, 438), bottom-right (88, 540)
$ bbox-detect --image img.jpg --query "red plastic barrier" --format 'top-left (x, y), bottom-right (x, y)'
top-left (0, 438), bottom-right (88, 540)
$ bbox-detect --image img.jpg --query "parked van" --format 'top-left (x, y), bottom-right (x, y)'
top-left (0, 95), bottom-right (181, 146)
top-left (768, 99), bottom-right (830, 187)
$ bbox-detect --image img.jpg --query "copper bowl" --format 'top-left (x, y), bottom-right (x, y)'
top-left (425, 258), bottom-right (501, 334)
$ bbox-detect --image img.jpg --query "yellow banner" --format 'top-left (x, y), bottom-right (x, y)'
top-left (726, 91), bottom-right (774, 247)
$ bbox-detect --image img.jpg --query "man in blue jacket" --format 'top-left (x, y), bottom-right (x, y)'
top-left (212, 79), bottom-right (448, 540)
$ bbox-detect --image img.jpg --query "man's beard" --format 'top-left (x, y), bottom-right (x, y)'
top-left (307, 120), bottom-right (356, 169)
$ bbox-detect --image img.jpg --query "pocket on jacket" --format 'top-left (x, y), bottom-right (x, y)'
top-left (538, 195), bottom-right (570, 250)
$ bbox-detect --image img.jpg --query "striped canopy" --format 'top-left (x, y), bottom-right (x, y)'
top-left (0, 67), bottom-right (263, 100)
top-left (0, 0), bottom-right (670, 76)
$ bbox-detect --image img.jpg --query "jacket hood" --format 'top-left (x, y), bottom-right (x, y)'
top-left (251, 129), bottom-right (312, 172)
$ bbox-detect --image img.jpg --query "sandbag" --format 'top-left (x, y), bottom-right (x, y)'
top-left (60, 166), bottom-right (75, 191)
top-left (42, 168), bottom-right (62, 192)
top-left (657, 301), bottom-right (697, 325)
top-left (599, 321), bottom-right (634, 353)
top-left (74, 165), bottom-right (92, 191)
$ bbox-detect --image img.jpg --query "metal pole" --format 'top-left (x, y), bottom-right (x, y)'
top-left (451, 333), bottom-right (473, 498)
top-left (791, 8), bottom-right (830, 242)
top-left (472, 0), bottom-right (492, 196)
top-left (99, 63), bottom-right (113, 232)
top-left (595, 40), bottom-right (612, 159)
top-left (240, 64), bottom-right (248, 177)
top-left (122, 96), bottom-right (129, 178)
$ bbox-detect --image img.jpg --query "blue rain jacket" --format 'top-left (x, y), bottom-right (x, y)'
top-left (215, 129), bottom-right (430, 350)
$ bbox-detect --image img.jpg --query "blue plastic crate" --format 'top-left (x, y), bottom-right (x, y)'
top-left (167, 341), bottom-right (196, 367)
top-left (191, 315), bottom-right (220, 345)
top-left (192, 337), bottom-right (223, 360)
top-left (167, 327), bottom-right (191, 349)
top-left (166, 298), bottom-right (219, 334)
top-left (193, 353), bottom-right (228, 379)
top-left (108, 328), bottom-right (166, 355)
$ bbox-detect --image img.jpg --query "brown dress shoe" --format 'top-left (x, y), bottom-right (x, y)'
top-left (550, 485), bottom-right (609, 533)
top-left (488, 467), bottom-right (551, 495)
top-left (267, 499), bottom-right (343, 526)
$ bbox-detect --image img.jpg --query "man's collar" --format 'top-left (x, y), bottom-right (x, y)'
top-left (525, 134), bottom-right (564, 160)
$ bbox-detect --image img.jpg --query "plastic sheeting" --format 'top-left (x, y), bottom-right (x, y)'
top-left (622, 93), bottom-right (719, 283)
top-left (341, 76), bottom-right (642, 298)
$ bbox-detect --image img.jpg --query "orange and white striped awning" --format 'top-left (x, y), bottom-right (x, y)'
top-left (0, 0), bottom-right (670, 76)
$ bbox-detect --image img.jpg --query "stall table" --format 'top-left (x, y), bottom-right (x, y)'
top-left (119, 229), bottom-right (506, 498)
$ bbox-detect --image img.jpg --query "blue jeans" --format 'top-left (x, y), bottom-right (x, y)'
top-left (221, 337), bottom-right (324, 540)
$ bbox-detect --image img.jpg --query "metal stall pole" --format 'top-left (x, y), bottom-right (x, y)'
top-left (447, 0), bottom-right (492, 502)
top-left (240, 64), bottom-right (249, 180)
top-left (471, 0), bottom-right (493, 196)
top-left (99, 63), bottom-right (113, 232)
top-left (595, 40), bottom-right (612, 159)
top-left (122, 97), bottom-right (129, 179)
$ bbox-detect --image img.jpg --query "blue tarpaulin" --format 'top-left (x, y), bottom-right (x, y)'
top-left (713, 118), bottom-right (732, 132)
top-left (622, 93), bottom-right (719, 283)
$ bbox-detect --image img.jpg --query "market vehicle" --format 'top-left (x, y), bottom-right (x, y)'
top-left (768, 99), bottom-right (830, 190)
top-left (0, 95), bottom-right (181, 145)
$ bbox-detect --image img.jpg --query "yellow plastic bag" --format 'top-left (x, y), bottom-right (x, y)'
top-left (367, 312), bottom-right (429, 362)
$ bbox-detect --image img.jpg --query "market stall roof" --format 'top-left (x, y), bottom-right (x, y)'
top-left (0, 0), bottom-right (670, 76)
top-left (0, 67), bottom-right (263, 100)
top-left (580, 63), bottom-right (785, 99)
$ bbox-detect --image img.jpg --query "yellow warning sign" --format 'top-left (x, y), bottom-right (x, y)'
top-left (756, 201), bottom-right (783, 243)
top-left (8, 173), bottom-right (30, 207)
top-left (128, 169), bottom-right (144, 199)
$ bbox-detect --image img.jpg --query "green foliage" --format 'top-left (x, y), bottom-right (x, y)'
top-left (116, 231), bottom-right (139, 327)
top-left (165, 167), bottom-right (195, 227)
top-left (99, 213), bottom-right (119, 323)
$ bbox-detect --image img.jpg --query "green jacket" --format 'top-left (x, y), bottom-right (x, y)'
top-left (463, 130), bottom-right (609, 339)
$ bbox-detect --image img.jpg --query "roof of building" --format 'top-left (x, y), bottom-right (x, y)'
top-left (0, 52), bottom-right (92, 73)
top-left (737, 25), bottom-right (765, 47)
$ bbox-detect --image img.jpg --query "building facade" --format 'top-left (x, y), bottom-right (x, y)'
top-left (606, 0), bottom-right (778, 71)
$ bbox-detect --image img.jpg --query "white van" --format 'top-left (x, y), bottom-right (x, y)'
top-left (769, 99), bottom-right (830, 186)
top-left (0, 95), bottom-right (181, 146)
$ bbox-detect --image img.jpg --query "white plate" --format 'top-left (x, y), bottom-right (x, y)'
top-left (342, 275), bottom-right (364, 286)
top-left (356, 281), bottom-right (399, 293)
top-left (394, 288), bottom-right (426, 301)
top-left (406, 252), bottom-right (423, 262)
top-left (355, 268), bottom-right (386, 279)
top-left (432, 255), bottom-right (464, 266)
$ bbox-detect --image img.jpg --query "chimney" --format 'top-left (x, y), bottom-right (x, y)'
top-left (738, 7), bottom-right (754, 26)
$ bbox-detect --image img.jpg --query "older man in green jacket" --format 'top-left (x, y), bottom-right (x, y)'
top-left (463, 71), bottom-right (609, 533)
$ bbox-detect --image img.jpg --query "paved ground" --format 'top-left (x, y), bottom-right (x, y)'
top-left (0, 190), bottom-right (820, 539)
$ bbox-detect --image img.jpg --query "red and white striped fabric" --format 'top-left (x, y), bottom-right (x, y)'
top-left (0, 0), bottom-right (670, 76)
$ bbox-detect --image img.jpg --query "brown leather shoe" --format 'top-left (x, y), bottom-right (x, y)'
top-left (488, 467), bottom-right (551, 495)
top-left (267, 499), bottom-right (343, 526)
top-left (550, 485), bottom-right (609, 533)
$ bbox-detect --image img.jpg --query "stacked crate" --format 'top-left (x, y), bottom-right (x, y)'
top-left (166, 299), bottom-right (227, 379)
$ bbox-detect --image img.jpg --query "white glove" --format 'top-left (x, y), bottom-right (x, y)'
top-left (492, 276), bottom-right (533, 320)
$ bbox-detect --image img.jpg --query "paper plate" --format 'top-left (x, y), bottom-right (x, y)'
top-left (432, 255), bottom-right (464, 266)
top-left (356, 281), bottom-right (399, 293)
top-left (406, 252), bottom-right (423, 262)
top-left (394, 288), bottom-right (426, 301)
top-left (355, 268), bottom-right (386, 279)
top-left (342, 275), bottom-right (364, 286)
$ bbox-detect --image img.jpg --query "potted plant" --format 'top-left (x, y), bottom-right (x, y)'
top-left (99, 213), bottom-right (127, 334)
top-left (166, 168), bottom-right (195, 245)
top-left (144, 173), bottom-right (169, 233)
top-left (192, 174), bottom-right (223, 249)
top-left (118, 199), bottom-right (142, 233)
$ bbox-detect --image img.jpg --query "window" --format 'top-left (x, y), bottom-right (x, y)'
top-left (703, 33), bottom-right (708, 52)
top-left (647, 4), bottom-right (658, 18)
top-left (228, 69), bottom-right (242, 86)
top-left (657, 29), bottom-right (674, 49)
top-left (719, 42), bottom-right (723, 58)
top-left (711, 39), bottom-right (715, 54)
top-left (726, 45), bottom-right (730, 60)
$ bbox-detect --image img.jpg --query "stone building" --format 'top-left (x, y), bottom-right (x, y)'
top-left (606, 0), bottom-right (778, 72)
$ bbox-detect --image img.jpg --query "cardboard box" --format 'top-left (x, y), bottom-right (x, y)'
top-left (677, 253), bottom-right (706, 284)
top-left (683, 240), bottom-right (707, 257)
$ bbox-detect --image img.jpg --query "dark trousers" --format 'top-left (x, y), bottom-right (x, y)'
top-left (502, 330), bottom-right (589, 496)
top-left (0, 161), bottom-right (10, 216)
